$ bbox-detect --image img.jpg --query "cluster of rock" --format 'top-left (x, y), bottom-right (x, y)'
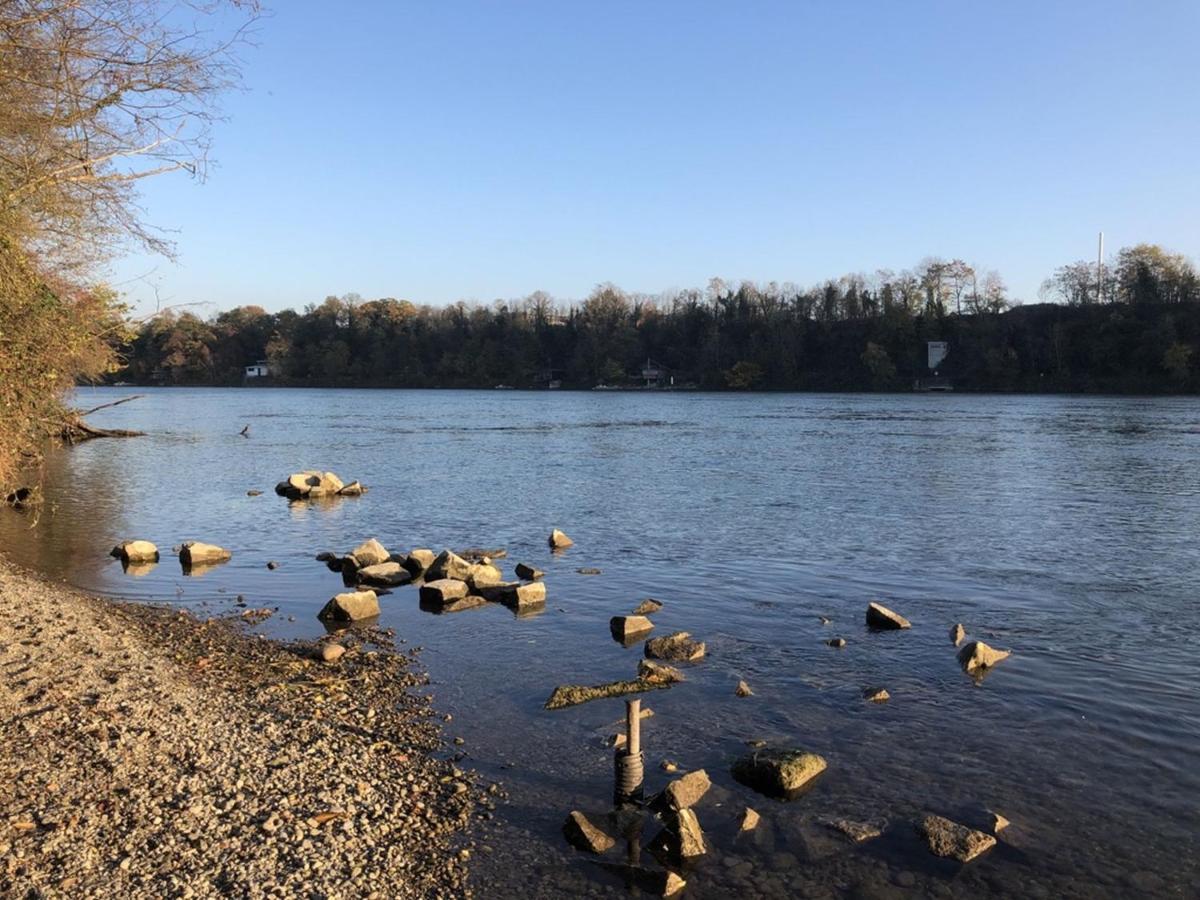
top-left (111, 539), bottom-right (233, 574)
top-left (274, 470), bottom-right (366, 500)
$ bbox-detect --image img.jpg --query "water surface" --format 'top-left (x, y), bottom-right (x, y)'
top-left (3, 388), bottom-right (1197, 898)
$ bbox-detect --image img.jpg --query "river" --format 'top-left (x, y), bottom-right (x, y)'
top-left (2, 387), bottom-right (1197, 898)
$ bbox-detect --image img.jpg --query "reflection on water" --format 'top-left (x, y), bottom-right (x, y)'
top-left (2, 388), bottom-right (1199, 898)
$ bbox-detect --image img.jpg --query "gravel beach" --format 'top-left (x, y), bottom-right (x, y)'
top-left (0, 560), bottom-right (475, 898)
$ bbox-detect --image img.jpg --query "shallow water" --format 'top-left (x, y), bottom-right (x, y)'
top-left (2, 387), bottom-right (1198, 898)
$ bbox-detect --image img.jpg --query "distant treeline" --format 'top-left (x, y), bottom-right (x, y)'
top-left (116, 244), bottom-right (1200, 393)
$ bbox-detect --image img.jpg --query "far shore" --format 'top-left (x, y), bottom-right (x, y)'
top-left (0, 559), bottom-right (477, 898)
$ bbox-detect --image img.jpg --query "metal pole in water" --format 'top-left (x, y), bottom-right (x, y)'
top-left (626, 698), bottom-right (641, 757)
top-left (1098, 231), bottom-right (1104, 303)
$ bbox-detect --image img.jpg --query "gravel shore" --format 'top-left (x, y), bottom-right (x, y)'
top-left (0, 560), bottom-right (475, 898)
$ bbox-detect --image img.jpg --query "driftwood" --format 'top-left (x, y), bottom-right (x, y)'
top-left (58, 394), bottom-right (146, 444)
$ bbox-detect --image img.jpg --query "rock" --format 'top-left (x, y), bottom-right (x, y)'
top-left (545, 678), bottom-right (672, 710)
top-left (991, 812), bottom-right (1010, 833)
top-left (419, 579), bottom-right (469, 605)
top-left (818, 615), bottom-right (832, 625)
top-left (315, 551), bottom-right (338, 563)
top-left (4, 486), bottom-right (33, 508)
top-left (350, 538), bottom-right (390, 568)
top-left (576, 567), bottom-right (602, 575)
top-left (957, 639), bottom-right (1011, 674)
top-left (649, 808), bottom-right (706, 860)
top-left (317, 590), bottom-right (380, 622)
top-left (644, 631), bottom-right (705, 662)
top-left (823, 818), bottom-right (884, 842)
top-left (633, 598), bottom-right (663, 615)
top-left (863, 687), bottom-right (890, 703)
top-left (514, 562), bottom-right (544, 580)
top-left (266, 560), bottom-right (279, 570)
top-left (950, 623), bottom-right (966, 645)
top-left (479, 581), bottom-right (546, 610)
top-left (610, 615), bottom-right (654, 641)
top-left (246, 489), bottom-right (262, 496)
top-left (735, 680), bottom-right (754, 697)
top-left (739, 807), bottom-right (760, 832)
top-left (111, 540), bottom-right (159, 563)
top-left (339, 554), bottom-right (360, 577)
top-left (179, 541), bottom-right (232, 566)
top-left (356, 562), bottom-right (412, 588)
top-left (663, 770), bottom-right (710, 811)
top-left (661, 760), bottom-right (679, 773)
top-left (638, 659), bottom-right (685, 684)
top-left (402, 548), bottom-right (436, 575)
top-left (319, 471), bottom-right (344, 493)
top-left (827, 637), bottom-right (847, 648)
top-left (917, 814), bottom-right (996, 863)
top-left (466, 563), bottom-right (504, 589)
top-left (459, 547), bottom-right (507, 562)
top-left (732, 748), bottom-right (827, 797)
top-left (338, 480), bottom-right (366, 496)
top-left (562, 810), bottom-right (614, 854)
top-left (437, 595), bottom-right (488, 614)
top-left (866, 601), bottom-right (911, 629)
top-left (426, 549), bottom-right (473, 582)
top-left (320, 643), bottom-right (346, 663)
top-left (548, 529), bottom-right (574, 549)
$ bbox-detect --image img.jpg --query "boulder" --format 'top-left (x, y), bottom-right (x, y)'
top-left (466, 563), bottom-right (504, 589)
top-left (562, 811), bottom-right (614, 854)
top-left (179, 542), bottom-right (232, 566)
top-left (514, 563), bottom-right (544, 581)
top-left (426, 549), bottom-right (473, 582)
top-left (403, 548), bottom-right (436, 575)
top-left (111, 540), bottom-right (159, 563)
top-left (735, 680), bottom-right (754, 697)
top-left (866, 601), bottom-right (911, 630)
top-left (649, 808), bottom-right (706, 861)
top-left (548, 529), bottom-right (574, 549)
top-left (318, 590), bottom-right (379, 622)
top-left (950, 623), bottom-right (966, 645)
top-left (479, 581), bottom-right (546, 610)
top-left (638, 659), bottom-right (685, 684)
top-left (732, 748), bottom-right (827, 798)
top-left (827, 637), bottom-right (847, 648)
top-left (862, 687), bottom-right (890, 703)
top-left (356, 562), bottom-right (412, 588)
top-left (663, 770), bottom-right (710, 811)
top-left (633, 598), bottom-right (663, 615)
top-left (610, 615), bottom-right (654, 641)
top-left (917, 814), bottom-right (996, 863)
top-left (351, 538), bottom-right (390, 568)
top-left (957, 640), bottom-right (1011, 674)
top-left (644, 631), bottom-right (705, 662)
top-left (739, 807), bottom-right (761, 833)
top-left (419, 579), bottom-right (469, 605)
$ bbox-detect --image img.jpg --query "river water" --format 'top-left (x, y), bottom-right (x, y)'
top-left (2, 388), bottom-right (1197, 898)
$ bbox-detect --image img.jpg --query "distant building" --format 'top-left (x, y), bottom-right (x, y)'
top-left (244, 360), bottom-right (270, 378)
top-left (927, 341), bottom-right (949, 372)
top-left (641, 357), bottom-right (672, 388)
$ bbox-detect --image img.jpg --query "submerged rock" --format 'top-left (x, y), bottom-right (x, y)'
top-left (545, 678), bottom-right (672, 710)
top-left (866, 601), bottom-right (911, 630)
top-left (824, 818), bottom-right (884, 843)
top-left (514, 562), bottom-right (544, 581)
top-left (318, 590), bottom-right (380, 622)
top-left (950, 622), bottom-right (966, 645)
top-left (732, 748), bottom-right (827, 798)
top-left (917, 814), bottom-right (996, 862)
top-left (644, 631), bottom-right (705, 662)
top-left (735, 680), bottom-right (754, 697)
top-left (739, 807), bottom-right (761, 833)
top-left (562, 811), bottom-right (614, 854)
top-left (957, 640), bottom-right (1011, 674)
top-left (633, 598), bottom-right (663, 615)
top-left (350, 538), bottom-right (390, 568)
top-left (862, 687), bottom-right (890, 703)
top-left (426, 549), bottom-right (473, 582)
top-left (827, 637), bottom-right (847, 648)
top-left (179, 541), bottom-right (232, 566)
top-left (111, 540), bottom-right (159, 563)
top-left (548, 528), bottom-right (574, 549)
top-left (610, 615), bottom-right (654, 641)
top-left (638, 659), bottom-right (685, 684)
top-left (577, 567), bottom-right (602, 575)
top-left (435, 595), bottom-right (488, 614)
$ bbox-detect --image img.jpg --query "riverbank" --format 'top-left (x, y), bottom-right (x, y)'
top-left (0, 559), bottom-right (475, 898)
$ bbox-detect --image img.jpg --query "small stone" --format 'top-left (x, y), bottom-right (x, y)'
top-left (824, 818), bottom-right (884, 842)
top-left (827, 637), bottom-right (847, 648)
top-left (266, 560), bottom-right (278, 570)
top-left (320, 643), bottom-right (346, 663)
top-left (660, 760), bottom-right (679, 773)
top-left (548, 529), bottom-right (574, 549)
top-left (739, 807), bottom-right (760, 832)
top-left (576, 567), bottom-right (602, 575)
top-left (562, 811), bottom-right (614, 854)
top-left (957, 640), bottom-right (1011, 674)
top-left (633, 598), bottom-right (663, 615)
top-left (732, 747), bottom-right (827, 797)
top-left (866, 601), bottom-right (911, 629)
top-left (991, 812), bottom-right (1010, 833)
top-left (818, 615), bottom-right (832, 625)
top-left (917, 814), bottom-right (996, 862)
top-left (950, 623), bottom-right (966, 645)
top-left (735, 680), bottom-right (753, 697)
top-left (246, 489), bottom-right (262, 496)
top-left (863, 686), bottom-right (890, 702)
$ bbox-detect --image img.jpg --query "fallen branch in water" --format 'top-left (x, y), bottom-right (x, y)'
top-left (57, 394), bottom-right (146, 445)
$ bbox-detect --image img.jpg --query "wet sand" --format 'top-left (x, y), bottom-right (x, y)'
top-left (0, 559), bottom-right (475, 898)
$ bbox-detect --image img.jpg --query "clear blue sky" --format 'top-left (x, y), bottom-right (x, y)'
top-left (113, 0), bottom-right (1200, 316)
